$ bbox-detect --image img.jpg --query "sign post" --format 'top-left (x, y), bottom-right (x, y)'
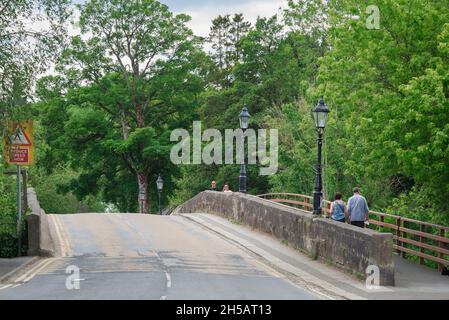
top-left (17, 165), bottom-right (22, 256)
top-left (3, 121), bottom-right (34, 257)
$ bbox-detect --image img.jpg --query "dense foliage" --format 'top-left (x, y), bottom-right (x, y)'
top-left (1, 0), bottom-right (448, 232)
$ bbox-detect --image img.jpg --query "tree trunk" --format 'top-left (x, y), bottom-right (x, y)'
top-left (120, 110), bottom-right (129, 140)
top-left (137, 172), bottom-right (151, 214)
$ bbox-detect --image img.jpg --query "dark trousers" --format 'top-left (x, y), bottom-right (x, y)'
top-left (351, 221), bottom-right (365, 228)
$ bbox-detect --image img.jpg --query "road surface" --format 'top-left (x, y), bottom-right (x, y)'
top-left (0, 213), bottom-right (319, 300)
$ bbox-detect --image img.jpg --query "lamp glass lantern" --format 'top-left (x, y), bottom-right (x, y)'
top-left (156, 175), bottom-right (164, 191)
top-left (239, 107), bottom-right (250, 130)
top-left (312, 98), bottom-right (330, 129)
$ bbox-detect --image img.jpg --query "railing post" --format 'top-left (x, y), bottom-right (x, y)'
top-left (419, 224), bottom-right (425, 265)
top-left (439, 228), bottom-right (445, 273)
top-left (256, 192), bottom-right (448, 272)
top-left (401, 220), bottom-right (407, 258)
top-left (304, 196), bottom-right (309, 211)
top-left (396, 218), bottom-right (402, 255)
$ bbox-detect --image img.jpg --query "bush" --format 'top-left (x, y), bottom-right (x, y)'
top-left (0, 163), bottom-right (27, 257)
top-left (30, 165), bottom-right (106, 214)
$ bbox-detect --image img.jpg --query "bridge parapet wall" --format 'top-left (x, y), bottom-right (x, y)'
top-left (174, 191), bottom-right (394, 286)
top-left (27, 188), bottom-right (55, 257)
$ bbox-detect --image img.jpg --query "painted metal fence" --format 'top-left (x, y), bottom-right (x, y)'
top-left (258, 193), bottom-right (449, 272)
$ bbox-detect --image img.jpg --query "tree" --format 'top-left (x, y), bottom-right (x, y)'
top-left (316, 0), bottom-right (449, 211)
top-left (31, 164), bottom-right (106, 214)
top-left (229, 14), bottom-right (252, 64)
top-left (55, 0), bottom-right (205, 213)
top-left (170, 14), bottom-right (325, 204)
top-left (284, 0), bottom-right (330, 45)
top-left (207, 14), bottom-right (251, 88)
top-left (0, 0), bottom-right (70, 129)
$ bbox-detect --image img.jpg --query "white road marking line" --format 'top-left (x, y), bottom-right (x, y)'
top-left (165, 272), bottom-right (172, 288)
top-left (116, 216), bottom-right (172, 298)
top-left (0, 284), bottom-right (12, 290)
top-left (11, 284), bottom-right (21, 289)
top-left (68, 269), bottom-right (154, 274)
top-left (308, 287), bottom-right (337, 300)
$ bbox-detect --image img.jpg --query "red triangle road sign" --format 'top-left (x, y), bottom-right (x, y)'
top-left (10, 124), bottom-right (32, 146)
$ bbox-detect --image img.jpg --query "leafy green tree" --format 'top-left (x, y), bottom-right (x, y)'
top-left (284, 0), bottom-right (329, 45)
top-left (0, 158), bottom-right (21, 257)
top-left (0, 0), bottom-right (70, 128)
top-left (171, 14), bottom-right (325, 203)
top-left (207, 14), bottom-right (251, 88)
top-left (55, 0), bottom-right (206, 213)
top-left (0, 1), bottom-right (70, 253)
top-left (0, 161), bottom-right (17, 220)
top-left (31, 164), bottom-right (106, 214)
top-left (317, 0), bottom-right (449, 211)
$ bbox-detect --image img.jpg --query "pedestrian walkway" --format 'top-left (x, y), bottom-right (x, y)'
top-left (394, 256), bottom-right (449, 294)
top-left (182, 213), bottom-right (449, 300)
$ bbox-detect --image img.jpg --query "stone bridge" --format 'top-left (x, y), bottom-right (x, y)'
top-left (1, 189), bottom-right (449, 300)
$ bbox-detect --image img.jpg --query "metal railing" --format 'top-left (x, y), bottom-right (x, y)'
top-left (258, 193), bottom-right (449, 272)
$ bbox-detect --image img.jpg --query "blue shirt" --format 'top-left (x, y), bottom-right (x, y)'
top-left (331, 201), bottom-right (346, 221)
top-left (348, 194), bottom-right (369, 222)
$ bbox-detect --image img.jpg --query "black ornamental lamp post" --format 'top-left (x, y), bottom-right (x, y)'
top-left (239, 107), bottom-right (250, 193)
top-left (311, 98), bottom-right (330, 215)
top-left (156, 174), bottom-right (164, 215)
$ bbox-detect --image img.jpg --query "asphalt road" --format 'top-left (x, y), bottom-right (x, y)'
top-left (0, 213), bottom-right (319, 300)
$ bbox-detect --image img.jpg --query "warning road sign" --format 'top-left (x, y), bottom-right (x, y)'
top-left (3, 121), bottom-right (34, 165)
top-left (9, 147), bottom-right (29, 163)
top-left (10, 124), bottom-right (32, 146)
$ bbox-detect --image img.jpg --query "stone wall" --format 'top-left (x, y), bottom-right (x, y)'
top-left (173, 191), bottom-right (395, 286)
top-left (26, 188), bottom-right (55, 257)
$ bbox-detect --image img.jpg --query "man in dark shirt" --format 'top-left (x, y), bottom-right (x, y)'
top-left (210, 180), bottom-right (218, 191)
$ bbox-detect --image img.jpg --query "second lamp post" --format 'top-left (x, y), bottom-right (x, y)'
top-left (311, 98), bottom-right (330, 215)
top-left (156, 175), bottom-right (163, 215)
top-left (239, 107), bottom-right (250, 193)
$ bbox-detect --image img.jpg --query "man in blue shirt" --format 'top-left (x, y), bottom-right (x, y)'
top-left (347, 187), bottom-right (369, 228)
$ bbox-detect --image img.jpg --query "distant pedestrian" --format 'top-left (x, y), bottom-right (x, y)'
top-left (329, 192), bottom-right (347, 223)
top-left (223, 184), bottom-right (232, 193)
top-left (347, 187), bottom-right (369, 228)
top-left (210, 180), bottom-right (218, 191)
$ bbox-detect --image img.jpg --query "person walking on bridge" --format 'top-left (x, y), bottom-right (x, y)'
top-left (210, 180), bottom-right (218, 191)
top-left (347, 188), bottom-right (369, 228)
top-left (223, 184), bottom-right (232, 193)
top-left (329, 192), bottom-right (348, 223)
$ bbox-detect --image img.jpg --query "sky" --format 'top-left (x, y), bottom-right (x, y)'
top-left (72, 0), bottom-right (288, 36)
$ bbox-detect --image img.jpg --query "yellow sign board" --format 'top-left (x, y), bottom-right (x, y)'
top-left (3, 121), bottom-right (34, 165)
